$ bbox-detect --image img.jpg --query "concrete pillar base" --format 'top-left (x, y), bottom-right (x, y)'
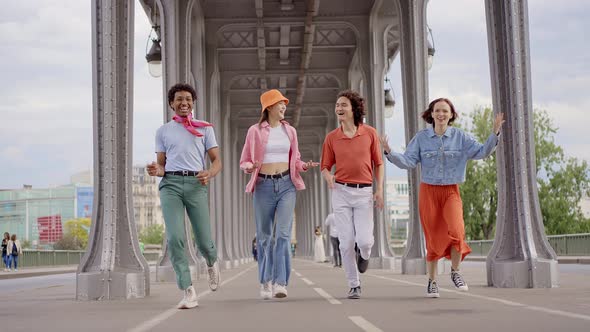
top-left (401, 257), bottom-right (427, 275)
top-left (487, 258), bottom-right (559, 288)
top-left (77, 270), bottom-right (148, 300)
top-left (368, 257), bottom-right (395, 271)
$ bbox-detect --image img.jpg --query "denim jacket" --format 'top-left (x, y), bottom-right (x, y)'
top-left (385, 126), bottom-right (498, 185)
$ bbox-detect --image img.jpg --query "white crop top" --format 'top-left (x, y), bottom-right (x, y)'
top-left (263, 125), bottom-right (290, 163)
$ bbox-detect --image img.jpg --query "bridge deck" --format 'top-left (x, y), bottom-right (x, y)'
top-left (3, 260), bottom-right (589, 331)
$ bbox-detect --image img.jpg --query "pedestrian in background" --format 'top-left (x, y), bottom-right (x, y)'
top-left (324, 213), bottom-right (341, 267)
top-left (7, 234), bottom-right (22, 272)
top-left (2, 232), bottom-right (10, 271)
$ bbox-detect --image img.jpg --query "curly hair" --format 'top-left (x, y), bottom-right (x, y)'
top-left (337, 90), bottom-right (366, 126)
top-left (167, 83), bottom-right (197, 105)
top-left (421, 97), bottom-right (458, 126)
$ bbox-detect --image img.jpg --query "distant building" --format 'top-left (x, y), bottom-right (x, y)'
top-left (0, 166), bottom-right (163, 246)
top-left (0, 184), bottom-right (92, 246)
top-left (385, 178), bottom-right (410, 243)
top-left (132, 166), bottom-right (163, 232)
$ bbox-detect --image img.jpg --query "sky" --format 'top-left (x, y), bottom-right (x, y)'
top-left (1, 0), bottom-right (589, 189)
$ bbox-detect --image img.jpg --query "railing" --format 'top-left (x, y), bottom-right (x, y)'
top-left (17, 250), bottom-right (161, 268)
top-left (467, 233), bottom-right (590, 256)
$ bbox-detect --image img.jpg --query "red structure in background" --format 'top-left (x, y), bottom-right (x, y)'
top-left (37, 215), bottom-right (63, 244)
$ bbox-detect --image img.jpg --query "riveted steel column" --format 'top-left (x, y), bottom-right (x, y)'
top-left (396, 0), bottom-right (429, 275)
top-left (485, 0), bottom-right (558, 288)
top-left (77, 0), bottom-right (149, 300)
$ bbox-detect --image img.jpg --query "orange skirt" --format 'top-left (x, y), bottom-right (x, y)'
top-left (419, 183), bottom-right (471, 262)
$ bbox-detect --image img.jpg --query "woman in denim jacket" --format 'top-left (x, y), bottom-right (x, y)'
top-left (381, 97), bottom-right (504, 298)
top-left (240, 89), bottom-right (319, 300)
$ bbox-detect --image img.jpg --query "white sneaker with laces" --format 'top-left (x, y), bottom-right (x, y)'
top-left (260, 282), bottom-right (272, 300)
top-left (273, 284), bottom-right (288, 298)
top-left (177, 285), bottom-right (199, 309)
top-left (207, 261), bottom-right (220, 291)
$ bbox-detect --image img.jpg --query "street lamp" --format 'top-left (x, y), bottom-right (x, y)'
top-left (427, 26), bottom-right (436, 70)
top-left (384, 78), bottom-right (395, 118)
top-left (145, 25), bottom-right (162, 78)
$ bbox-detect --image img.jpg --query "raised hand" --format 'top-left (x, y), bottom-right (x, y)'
top-left (494, 112), bottom-right (505, 135)
top-left (379, 135), bottom-right (392, 154)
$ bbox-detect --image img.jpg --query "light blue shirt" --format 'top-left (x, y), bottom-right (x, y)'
top-left (155, 121), bottom-right (218, 172)
top-left (385, 126), bottom-right (498, 185)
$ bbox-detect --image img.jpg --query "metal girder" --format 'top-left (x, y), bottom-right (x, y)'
top-left (77, 0), bottom-right (150, 301)
top-left (484, 0), bottom-right (558, 288)
top-left (396, 0), bottom-right (429, 275)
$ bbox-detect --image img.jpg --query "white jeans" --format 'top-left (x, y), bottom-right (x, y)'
top-left (331, 183), bottom-right (374, 288)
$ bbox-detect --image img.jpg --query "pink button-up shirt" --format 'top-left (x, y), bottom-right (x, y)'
top-left (240, 121), bottom-right (307, 193)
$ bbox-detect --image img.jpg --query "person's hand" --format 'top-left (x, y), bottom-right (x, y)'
top-left (196, 170), bottom-right (212, 186)
top-left (493, 112), bottom-right (505, 135)
top-left (373, 190), bottom-right (384, 210)
top-left (244, 160), bottom-right (261, 173)
top-left (379, 135), bottom-right (392, 154)
top-left (323, 172), bottom-right (335, 189)
top-left (147, 162), bottom-right (164, 177)
top-left (304, 160), bottom-right (320, 170)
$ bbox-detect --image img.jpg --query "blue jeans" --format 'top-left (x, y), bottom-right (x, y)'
top-left (8, 255), bottom-right (18, 269)
top-left (253, 174), bottom-right (296, 286)
top-left (2, 254), bottom-right (7, 268)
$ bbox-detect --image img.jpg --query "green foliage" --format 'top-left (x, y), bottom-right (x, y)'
top-left (21, 240), bottom-right (32, 249)
top-left (459, 107), bottom-right (590, 239)
top-left (139, 224), bottom-right (165, 245)
top-left (53, 234), bottom-right (85, 250)
top-left (457, 107), bottom-right (498, 240)
top-left (53, 218), bottom-right (91, 250)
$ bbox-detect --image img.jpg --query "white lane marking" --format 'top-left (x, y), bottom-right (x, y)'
top-left (367, 273), bottom-right (590, 322)
top-left (294, 272), bottom-right (302, 277)
top-left (301, 277), bottom-right (314, 285)
top-left (128, 266), bottom-right (256, 332)
top-left (349, 316), bottom-right (383, 332)
top-left (313, 287), bottom-right (341, 305)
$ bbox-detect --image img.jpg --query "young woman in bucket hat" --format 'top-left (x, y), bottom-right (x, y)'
top-left (240, 89), bottom-right (319, 300)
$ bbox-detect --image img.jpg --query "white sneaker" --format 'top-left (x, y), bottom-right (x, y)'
top-left (207, 261), bottom-right (220, 291)
top-left (14, 268), bottom-right (17, 272)
top-left (177, 286), bottom-right (199, 309)
top-left (273, 284), bottom-right (287, 298)
top-left (260, 282), bottom-right (272, 300)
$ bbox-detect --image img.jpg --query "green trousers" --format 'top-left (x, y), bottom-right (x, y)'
top-left (159, 174), bottom-right (218, 290)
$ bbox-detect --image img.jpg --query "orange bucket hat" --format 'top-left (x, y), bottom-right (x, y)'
top-left (260, 89), bottom-right (289, 113)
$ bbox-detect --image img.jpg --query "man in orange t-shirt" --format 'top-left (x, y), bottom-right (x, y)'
top-left (321, 90), bottom-right (384, 300)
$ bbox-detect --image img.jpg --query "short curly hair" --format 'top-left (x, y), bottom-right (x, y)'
top-left (421, 97), bottom-right (458, 126)
top-left (167, 83), bottom-right (197, 105)
top-left (337, 90), bottom-right (366, 126)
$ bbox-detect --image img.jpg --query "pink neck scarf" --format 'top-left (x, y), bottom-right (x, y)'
top-left (172, 112), bottom-right (213, 137)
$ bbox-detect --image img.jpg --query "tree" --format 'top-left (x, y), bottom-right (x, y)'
top-left (53, 218), bottom-right (91, 250)
top-left (459, 107), bottom-right (590, 239)
top-left (458, 107), bottom-right (498, 240)
top-left (139, 224), bottom-right (165, 245)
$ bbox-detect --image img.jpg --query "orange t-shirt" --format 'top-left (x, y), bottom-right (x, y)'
top-left (321, 124), bottom-right (383, 184)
